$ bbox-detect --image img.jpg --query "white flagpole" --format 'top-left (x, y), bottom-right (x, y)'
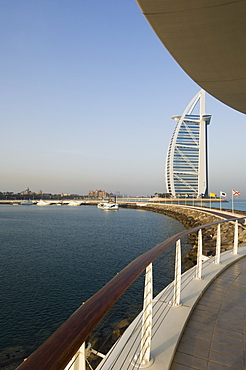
top-left (220, 194), bottom-right (222, 211)
top-left (232, 190), bottom-right (234, 213)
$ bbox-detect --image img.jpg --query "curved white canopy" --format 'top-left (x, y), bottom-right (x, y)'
top-left (136, 0), bottom-right (246, 114)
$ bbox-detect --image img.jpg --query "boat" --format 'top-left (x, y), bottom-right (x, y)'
top-left (97, 201), bottom-right (119, 210)
top-left (36, 200), bottom-right (51, 206)
top-left (20, 200), bottom-right (33, 205)
top-left (67, 201), bottom-right (81, 206)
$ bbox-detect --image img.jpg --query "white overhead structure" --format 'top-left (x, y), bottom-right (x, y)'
top-left (165, 90), bottom-right (211, 198)
top-left (135, 0), bottom-right (246, 114)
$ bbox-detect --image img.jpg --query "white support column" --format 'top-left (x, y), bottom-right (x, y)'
top-left (233, 220), bottom-right (238, 255)
top-left (215, 223), bottom-right (221, 264)
top-left (75, 342), bottom-right (86, 370)
top-left (133, 263), bottom-right (153, 367)
top-left (196, 229), bottom-right (202, 279)
top-left (64, 342), bottom-right (86, 370)
top-left (173, 239), bottom-right (182, 306)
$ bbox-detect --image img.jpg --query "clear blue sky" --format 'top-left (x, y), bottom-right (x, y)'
top-left (1, 1), bottom-right (245, 197)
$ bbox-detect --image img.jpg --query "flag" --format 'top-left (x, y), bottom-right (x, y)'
top-left (232, 189), bottom-right (240, 196)
top-left (220, 191), bottom-right (227, 197)
top-left (209, 192), bottom-right (217, 197)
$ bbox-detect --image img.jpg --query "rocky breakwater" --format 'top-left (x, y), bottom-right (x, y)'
top-left (121, 203), bottom-right (246, 270)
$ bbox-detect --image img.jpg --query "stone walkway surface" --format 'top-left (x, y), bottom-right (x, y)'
top-left (170, 257), bottom-right (246, 370)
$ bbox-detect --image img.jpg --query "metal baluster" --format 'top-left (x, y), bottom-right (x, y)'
top-left (215, 223), bottom-right (221, 264)
top-left (173, 239), bottom-right (182, 306)
top-left (195, 229), bottom-right (202, 279)
top-left (132, 263), bottom-right (153, 367)
top-left (76, 342), bottom-right (86, 370)
top-left (64, 342), bottom-right (86, 370)
top-left (233, 220), bottom-right (238, 255)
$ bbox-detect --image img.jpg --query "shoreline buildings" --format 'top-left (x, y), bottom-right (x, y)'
top-left (165, 90), bottom-right (211, 198)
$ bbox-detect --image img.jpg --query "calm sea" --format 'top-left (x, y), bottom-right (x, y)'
top-left (0, 204), bottom-right (191, 357)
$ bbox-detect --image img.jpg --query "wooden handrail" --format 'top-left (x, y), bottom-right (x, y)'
top-left (17, 216), bottom-right (245, 369)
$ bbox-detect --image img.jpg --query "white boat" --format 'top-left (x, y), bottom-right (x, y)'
top-left (20, 200), bottom-right (33, 205)
top-left (36, 200), bottom-right (51, 206)
top-left (97, 202), bottom-right (119, 210)
top-left (67, 201), bottom-right (81, 206)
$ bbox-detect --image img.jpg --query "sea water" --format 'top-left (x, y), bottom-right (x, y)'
top-left (0, 205), bottom-right (191, 356)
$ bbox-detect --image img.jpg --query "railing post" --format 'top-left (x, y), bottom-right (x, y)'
top-left (64, 342), bottom-right (86, 370)
top-left (75, 343), bottom-right (86, 370)
top-left (195, 229), bottom-right (202, 279)
top-left (215, 223), bottom-right (221, 264)
top-left (133, 263), bottom-right (153, 367)
top-left (173, 239), bottom-right (182, 306)
top-left (140, 263), bottom-right (153, 366)
top-left (233, 220), bottom-right (238, 255)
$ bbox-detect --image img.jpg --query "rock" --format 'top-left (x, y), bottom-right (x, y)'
top-left (111, 329), bottom-right (121, 342)
top-left (184, 260), bottom-right (195, 270)
top-left (116, 318), bottom-right (131, 329)
top-left (0, 347), bottom-right (26, 368)
top-left (122, 203), bottom-right (246, 268)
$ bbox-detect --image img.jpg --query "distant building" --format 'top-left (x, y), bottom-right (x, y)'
top-left (88, 189), bottom-right (107, 198)
top-left (20, 187), bottom-right (37, 195)
top-left (165, 90), bottom-right (211, 198)
top-left (21, 187), bottom-right (31, 195)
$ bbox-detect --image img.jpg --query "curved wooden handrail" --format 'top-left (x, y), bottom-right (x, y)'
top-left (17, 216), bottom-right (245, 369)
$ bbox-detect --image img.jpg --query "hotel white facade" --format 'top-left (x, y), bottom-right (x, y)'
top-left (165, 90), bottom-right (211, 198)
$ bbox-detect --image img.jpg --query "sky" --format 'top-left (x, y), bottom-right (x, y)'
top-left (0, 1), bottom-right (245, 198)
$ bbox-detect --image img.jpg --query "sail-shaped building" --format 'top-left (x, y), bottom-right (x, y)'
top-left (165, 90), bottom-right (211, 198)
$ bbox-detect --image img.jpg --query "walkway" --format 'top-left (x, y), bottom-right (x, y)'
top-left (170, 257), bottom-right (246, 370)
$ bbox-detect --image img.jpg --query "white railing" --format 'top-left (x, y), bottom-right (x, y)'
top-left (18, 216), bottom-right (246, 370)
top-left (63, 217), bottom-right (245, 370)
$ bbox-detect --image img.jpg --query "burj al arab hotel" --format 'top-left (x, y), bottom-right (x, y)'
top-left (165, 90), bottom-right (211, 198)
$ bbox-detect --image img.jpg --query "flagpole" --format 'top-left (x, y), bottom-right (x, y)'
top-left (232, 190), bottom-right (234, 213)
top-left (210, 196), bottom-right (211, 209)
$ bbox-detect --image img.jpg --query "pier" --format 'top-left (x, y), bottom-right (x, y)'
top-left (0, 197), bottom-right (227, 207)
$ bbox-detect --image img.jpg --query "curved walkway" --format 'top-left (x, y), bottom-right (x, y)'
top-left (170, 257), bottom-right (246, 370)
top-left (96, 246), bottom-right (246, 370)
